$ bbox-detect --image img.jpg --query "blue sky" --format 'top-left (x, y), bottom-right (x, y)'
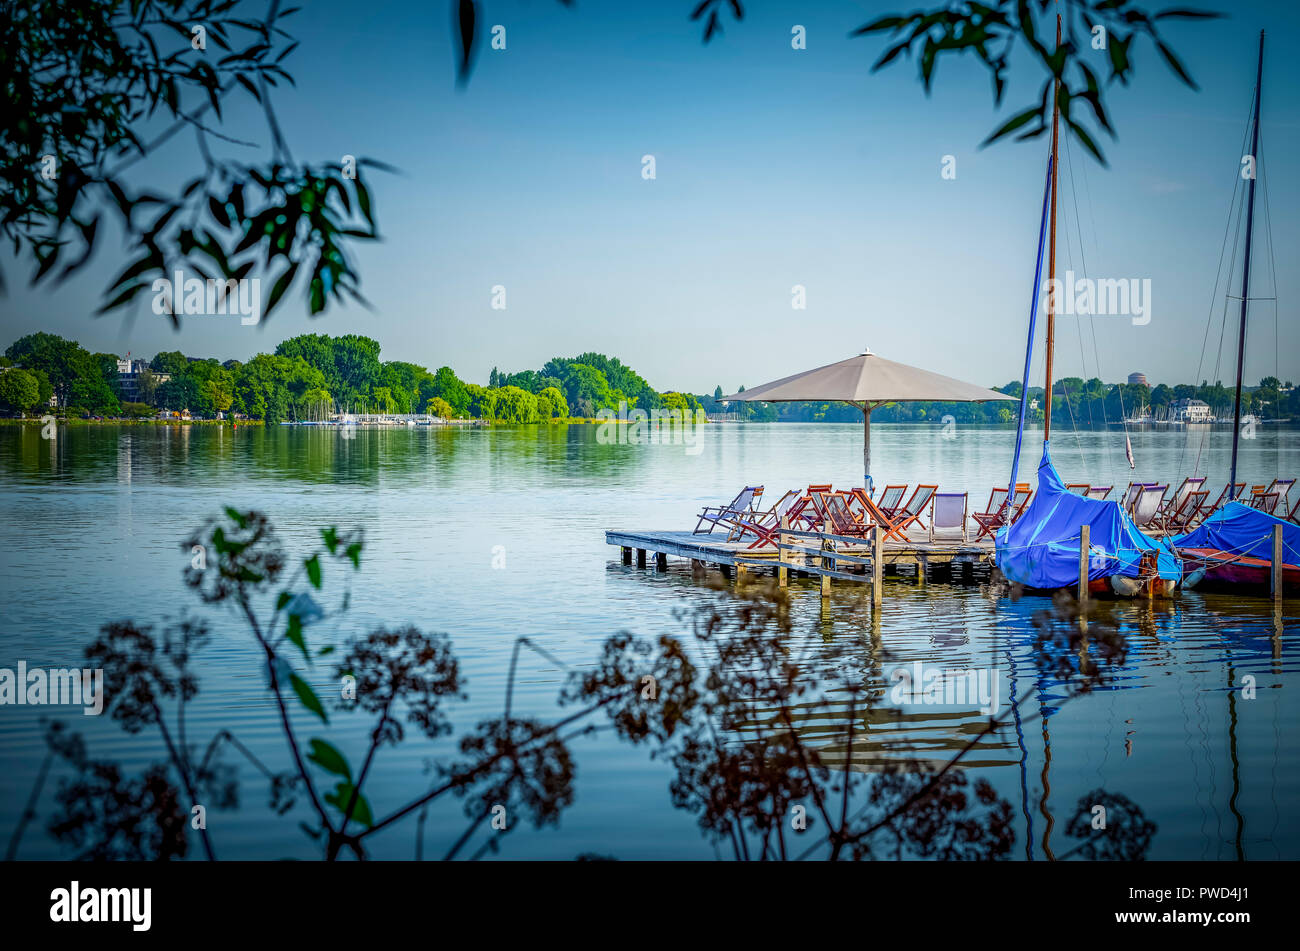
top-left (3, 0), bottom-right (1297, 394)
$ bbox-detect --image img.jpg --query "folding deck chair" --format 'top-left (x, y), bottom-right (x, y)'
top-left (1259, 478), bottom-right (1295, 516)
top-left (1161, 488), bottom-right (1207, 533)
top-left (972, 485), bottom-right (1031, 541)
top-left (1084, 485), bottom-right (1113, 501)
top-left (821, 493), bottom-right (873, 540)
top-left (1130, 484), bottom-right (1168, 530)
top-left (1160, 476), bottom-right (1206, 522)
top-left (1065, 483), bottom-right (1091, 496)
top-left (727, 489), bottom-right (802, 549)
top-left (929, 492), bottom-right (968, 543)
top-left (875, 484), bottom-right (909, 519)
top-left (1198, 483), bottom-right (1244, 521)
top-left (876, 484), bottom-right (938, 542)
top-left (787, 484), bottom-right (834, 532)
top-left (1249, 491), bottom-right (1280, 515)
top-left (694, 485), bottom-right (763, 535)
top-left (1170, 491), bottom-right (1206, 535)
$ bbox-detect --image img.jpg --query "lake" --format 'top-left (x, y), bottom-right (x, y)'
top-left (0, 420), bottom-right (1295, 860)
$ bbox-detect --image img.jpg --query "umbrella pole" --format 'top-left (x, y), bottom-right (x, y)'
top-left (862, 403), bottom-right (872, 494)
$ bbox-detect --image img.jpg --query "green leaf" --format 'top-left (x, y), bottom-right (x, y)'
top-left (321, 526), bottom-right (339, 554)
top-left (317, 645), bottom-right (335, 656)
top-left (276, 591), bottom-right (293, 610)
top-left (981, 105), bottom-right (1041, 147)
top-left (345, 542), bottom-right (362, 569)
top-left (305, 554), bottom-right (322, 589)
top-left (289, 672), bottom-right (328, 723)
top-left (306, 738), bottom-right (351, 780)
top-left (224, 507), bottom-right (249, 529)
top-left (285, 612), bottom-right (308, 662)
top-left (325, 781), bottom-right (373, 828)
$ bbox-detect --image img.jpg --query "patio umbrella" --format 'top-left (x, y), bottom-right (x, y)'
top-left (721, 348), bottom-right (1015, 491)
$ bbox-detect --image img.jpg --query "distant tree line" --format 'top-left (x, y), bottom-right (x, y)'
top-left (0, 333), bottom-right (702, 424)
top-left (696, 376), bottom-right (1299, 425)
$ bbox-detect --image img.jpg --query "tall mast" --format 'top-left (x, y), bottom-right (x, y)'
top-left (1228, 30), bottom-right (1264, 501)
top-left (1043, 13), bottom-right (1061, 442)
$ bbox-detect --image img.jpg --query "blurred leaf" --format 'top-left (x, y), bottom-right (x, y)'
top-left (290, 672), bottom-right (328, 723)
top-left (306, 738), bottom-right (351, 780)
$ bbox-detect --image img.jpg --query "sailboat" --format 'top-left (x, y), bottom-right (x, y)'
top-left (994, 13), bottom-right (1180, 598)
top-left (1174, 31), bottom-right (1297, 596)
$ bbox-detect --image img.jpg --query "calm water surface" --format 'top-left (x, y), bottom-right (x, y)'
top-left (0, 421), bottom-right (1295, 859)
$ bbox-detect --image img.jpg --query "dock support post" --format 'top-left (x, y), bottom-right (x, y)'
top-left (655, 552), bottom-right (667, 572)
top-left (778, 514), bottom-right (789, 588)
top-left (872, 527), bottom-right (883, 609)
top-left (622, 547), bottom-right (631, 566)
top-left (1078, 524), bottom-right (1090, 606)
top-left (636, 548), bottom-right (646, 569)
top-left (1273, 524), bottom-right (1284, 602)
top-left (820, 539), bottom-right (832, 599)
top-left (918, 556), bottom-right (928, 587)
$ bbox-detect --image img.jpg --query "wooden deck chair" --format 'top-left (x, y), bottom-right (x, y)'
top-left (1198, 483), bottom-right (1244, 520)
top-left (821, 492), bottom-right (872, 540)
top-left (1160, 476), bottom-right (1206, 520)
top-left (694, 485), bottom-right (763, 535)
top-left (971, 487), bottom-right (1010, 541)
top-left (1131, 484), bottom-right (1168, 530)
top-left (1162, 488), bottom-right (1207, 533)
top-left (846, 487), bottom-right (890, 529)
top-left (788, 483), bottom-right (834, 531)
top-left (728, 489), bottom-right (801, 549)
top-left (878, 484), bottom-right (939, 542)
top-left (1065, 483), bottom-right (1091, 496)
top-left (1249, 491), bottom-right (1280, 514)
top-left (1262, 478), bottom-right (1295, 516)
top-left (1007, 485), bottom-right (1033, 524)
top-left (876, 484), bottom-right (908, 518)
top-left (929, 492), bottom-right (968, 543)
top-left (1084, 485), bottom-right (1113, 501)
top-left (1122, 482), bottom-right (1156, 516)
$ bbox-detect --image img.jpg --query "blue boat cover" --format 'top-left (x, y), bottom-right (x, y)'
top-left (995, 443), bottom-right (1182, 588)
top-left (1172, 501), bottom-right (1299, 566)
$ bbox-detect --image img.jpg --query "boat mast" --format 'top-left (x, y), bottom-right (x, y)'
top-left (1228, 31), bottom-right (1264, 501)
top-left (1043, 14), bottom-right (1061, 442)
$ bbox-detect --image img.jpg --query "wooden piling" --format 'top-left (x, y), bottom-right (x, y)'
top-left (872, 526), bottom-right (883, 608)
top-left (1273, 523), bottom-right (1284, 602)
top-left (655, 551), bottom-right (668, 572)
top-left (636, 548), bottom-right (646, 569)
top-left (778, 513), bottom-right (789, 588)
top-left (622, 546), bottom-right (632, 565)
top-left (820, 539), bottom-right (832, 599)
top-left (1078, 524), bottom-right (1089, 606)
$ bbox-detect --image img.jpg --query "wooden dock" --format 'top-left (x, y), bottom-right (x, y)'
top-left (606, 526), bottom-right (996, 605)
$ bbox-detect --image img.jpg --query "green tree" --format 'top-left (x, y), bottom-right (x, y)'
top-left (0, 368), bottom-right (41, 415)
top-left (429, 367), bottom-right (470, 416)
top-left (426, 397), bottom-right (455, 419)
top-left (494, 385), bottom-right (539, 422)
top-left (537, 386), bottom-right (568, 419)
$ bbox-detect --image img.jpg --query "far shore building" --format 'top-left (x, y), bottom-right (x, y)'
top-left (1128, 372), bottom-right (1148, 387)
top-left (116, 354), bottom-right (169, 402)
top-left (1170, 398), bottom-right (1213, 423)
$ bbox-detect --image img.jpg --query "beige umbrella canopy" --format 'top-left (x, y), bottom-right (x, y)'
top-left (721, 348), bottom-right (1014, 490)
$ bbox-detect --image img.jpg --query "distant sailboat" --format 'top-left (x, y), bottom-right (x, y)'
top-left (994, 13), bottom-right (1180, 598)
top-left (1173, 32), bottom-right (1296, 595)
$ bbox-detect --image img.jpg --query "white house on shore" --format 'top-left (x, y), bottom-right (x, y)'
top-left (1170, 398), bottom-right (1213, 423)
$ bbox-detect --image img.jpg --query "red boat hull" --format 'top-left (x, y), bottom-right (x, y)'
top-left (1179, 547), bottom-right (1299, 594)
